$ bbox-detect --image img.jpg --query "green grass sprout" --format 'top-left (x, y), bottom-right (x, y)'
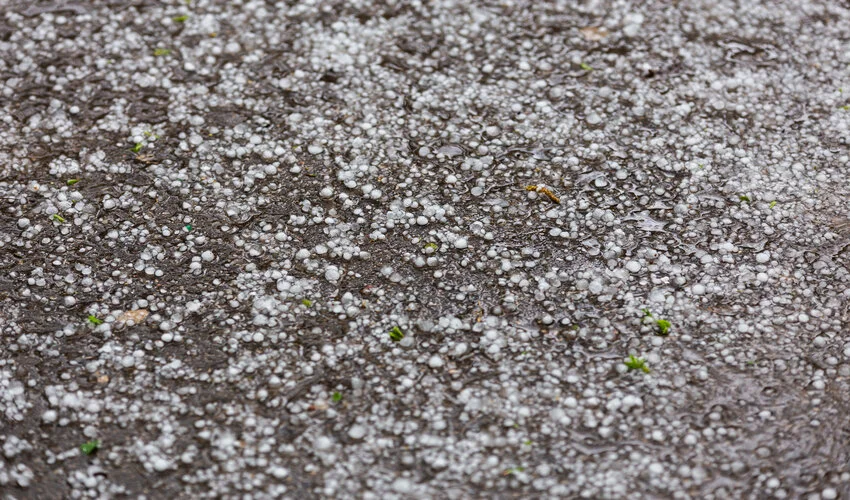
top-left (80, 440), bottom-right (100, 455)
top-left (131, 142), bottom-right (143, 153)
top-left (301, 299), bottom-right (313, 307)
top-left (625, 355), bottom-right (650, 373)
top-left (642, 308), bottom-right (671, 335)
top-left (173, 15), bottom-right (189, 22)
top-left (580, 62), bottom-right (593, 71)
top-left (87, 315), bottom-right (103, 325)
top-left (66, 179), bottom-right (80, 186)
top-left (154, 48), bottom-right (171, 57)
top-left (52, 214), bottom-right (66, 223)
top-left (389, 326), bottom-right (404, 342)
top-left (332, 391), bottom-right (342, 403)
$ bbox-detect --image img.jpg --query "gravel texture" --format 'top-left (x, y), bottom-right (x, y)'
top-left (2, 0), bottom-right (850, 498)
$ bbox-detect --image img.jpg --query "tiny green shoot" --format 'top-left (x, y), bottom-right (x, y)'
top-left (301, 299), bottom-right (313, 308)
top-left (841, 105), bottom-right (850, 111)
top-left (67, 179), bottom-right (80, 186)
top-left (173, 14), bottom-right (189, 22)
top-left (580, 62), bottom-right (593, 71)
top-left (80, 440), bottom-right (100, 455)
top-left (389, 326), bottom-right (404, 342)
top-left (424, 242), bottom-right (438, 252)
top-left (523, 440), bottom-right (533, 446)
top-left (625, 355), bottom-right (650, 373)
top-left (131, 142), bottom-right (143, 153)
top-left (739, 195), bottom-right (751, 203)
top-left (642, 309), bottom-right (671, 335)
top-left (52, 214), bottom-right (66, 223)
top-left (503, 466), bottom-right (525, 476)
top-left (331, 391), bottom-right (343, 403)
top-left (154, 48), bottom-right (171, 56)
top-left (769, 200), bottom-right (777, 208)
top-left (87, 315), bottom-right (103, 325)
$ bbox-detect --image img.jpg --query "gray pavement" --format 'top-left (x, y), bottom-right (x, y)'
top-left (2, 0), bottom-right (850, 498)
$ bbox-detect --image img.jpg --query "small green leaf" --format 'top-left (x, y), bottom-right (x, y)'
top-left (131, 142), bottom-right (143, 153)
top-left (503, 466), bottom-right (525, 476)
top-left (580, 62), bottom-right (593, 71)
top-left (80, 440), bottom-right (100, 455)
top-left (624, 355), bottom-right (650, 373)
top-left (769, 200), bottom-right (777, 208)
top-left (331, 391), bottom-right (342, 403)
top-left (641, 308), bottom-right (653, 318)
top-left (301, 299), bottom-right (313, 308)
top-left (87, 315), bottom-right (103, 325)
top-left (184, 224), bottom-right (193, 231)
top-left (389, 326), bottom-right (404, 342)
top-left (52, 214), bottom-right (66, 223)
top-left (655, 319), bottom-right (671, 335)
top-left (841, 105), bottom-right (850, 111)
top-left (66, 179), bottom-right (80, 186)
top-left (173, 14), bottom-right (189, 22)
top-left (523, 440), bottom-right (533, 446)
top-left (739, 195), bottom-right (751, 203)
top-left (154, 48), bottom-right (171, 57)
top-left (424, 242), bottom-right (438, 252)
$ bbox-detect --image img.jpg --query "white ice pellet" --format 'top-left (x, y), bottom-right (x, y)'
top-left (325, 266), bottom-right (341, 281)
top-left (428, 355), bottom-right (444, 368)
top-left (348, 425), bottom-right (367, 440)
top-left (296, 249), bottom-right (311, 260)
top-left (314, 436), bottom-right (333, 451)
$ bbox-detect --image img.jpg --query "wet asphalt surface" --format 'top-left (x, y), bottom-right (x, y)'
top-left (3, 0), bottom-right (850, 498)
